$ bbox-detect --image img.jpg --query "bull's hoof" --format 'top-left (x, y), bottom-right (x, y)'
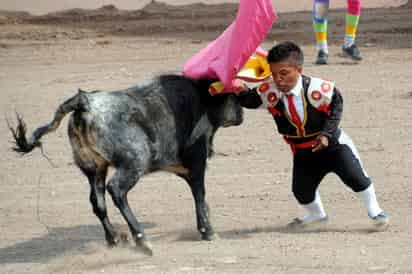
top-left (135, 237), bottom-right (153, 256)
top-left (106, 234), bottom-right (120, 247)
top-left (106, 231), bottom-right (129, 247)
top-left (200, 231), bottom-right (216, 241)
top-left (119, 232), bottom-right (129, 243)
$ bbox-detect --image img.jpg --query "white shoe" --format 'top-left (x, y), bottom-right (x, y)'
top-left (371, 212), bottom-right (389, 231)
top-left (287, 215), bottom-right (329, 229)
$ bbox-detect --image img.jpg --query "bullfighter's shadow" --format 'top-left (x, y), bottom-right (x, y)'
top-left (219, 225), bottom-right (381, 239)
top-left (0, 222), bottom-right (155, 264)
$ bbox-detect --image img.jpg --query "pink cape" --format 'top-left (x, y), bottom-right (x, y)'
top-left (182, 0), bottom-right (277, 91)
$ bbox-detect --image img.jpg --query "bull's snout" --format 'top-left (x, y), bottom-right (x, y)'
top-left (222, 95), bottom-right (244, 127)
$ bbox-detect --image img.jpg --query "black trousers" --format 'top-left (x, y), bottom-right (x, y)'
top-left (292, 142), bottom-right (371, 205)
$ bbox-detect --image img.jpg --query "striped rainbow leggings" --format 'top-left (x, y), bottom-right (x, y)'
top-left (313, 0), bottom-right (361, 50)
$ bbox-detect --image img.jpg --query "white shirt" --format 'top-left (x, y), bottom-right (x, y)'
top-left (281, 75), bottom-right (304, 122)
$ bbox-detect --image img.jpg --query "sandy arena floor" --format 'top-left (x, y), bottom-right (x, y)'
top-left (1, 2), bottom-right (412, 274)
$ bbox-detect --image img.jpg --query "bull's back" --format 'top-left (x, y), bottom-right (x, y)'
top-left (69, 89), bottom-right (180, 170)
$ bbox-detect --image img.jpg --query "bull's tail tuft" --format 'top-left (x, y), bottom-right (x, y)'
top-left (7, 112), bottom-right (38, 153)
top-left (8, 90), bottom-right (89, 155)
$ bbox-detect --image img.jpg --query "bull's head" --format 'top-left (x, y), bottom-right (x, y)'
top-left (208, 93), bottom-right (243, 128)
top-left (221, 94), bottom-right (243, 127)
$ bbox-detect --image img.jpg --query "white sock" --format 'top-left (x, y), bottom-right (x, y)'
top-left (357, 184), bottom-right (383, 218)
top-left (301, 191), bottom-right (327, 222)
top-left (317, 41), bottom-right (328, 54)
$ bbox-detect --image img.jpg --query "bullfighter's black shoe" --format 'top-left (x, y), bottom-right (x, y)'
top-left (315, 50), bottom-right (328, 65)
top-left (342, 44), bottom-right (362, 61)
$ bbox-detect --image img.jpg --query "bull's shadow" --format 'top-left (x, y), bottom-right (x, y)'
top-left (0, 223), bottom-right (155, 264)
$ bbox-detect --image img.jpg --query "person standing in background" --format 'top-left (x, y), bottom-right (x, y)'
top-left (313, 0), bottom-right (362, 64)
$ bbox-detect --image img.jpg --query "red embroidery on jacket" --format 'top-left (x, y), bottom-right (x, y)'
top-left (267, 92), bottom-right (277, 104)
top-left (311, 90), bottom-right (322, 101)
top-left (268, 107), bottom-right (281, 116)
top-left (321, 82), bottom-right (331, 93)
top-left (259, 82), bottom-right (269, 93)
top-left (317, 103), bottom-right (331, 115)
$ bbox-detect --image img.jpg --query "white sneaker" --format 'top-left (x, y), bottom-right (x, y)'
top-left (371, 212), bottom-right (389, 231)
top-left (287, 215), bottom-right (329, 230)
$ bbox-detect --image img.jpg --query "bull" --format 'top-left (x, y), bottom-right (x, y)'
top-left (9, 74), bottom-right (243, 255)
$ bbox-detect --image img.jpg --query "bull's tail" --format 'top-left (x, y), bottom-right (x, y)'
top-left (8, 89), bottom-right (90, 154)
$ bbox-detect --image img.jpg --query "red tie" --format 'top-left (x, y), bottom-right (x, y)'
top-left (286, 94), bottom-right (302, 128)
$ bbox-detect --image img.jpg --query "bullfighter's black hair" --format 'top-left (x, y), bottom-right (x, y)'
top-left (267, 41), bottom-right (304, 67)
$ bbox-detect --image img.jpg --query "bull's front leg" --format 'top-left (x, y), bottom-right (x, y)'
top-left (181, 136), bottom-right (215, 241)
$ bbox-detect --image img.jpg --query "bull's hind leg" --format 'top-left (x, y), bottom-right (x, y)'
top-left (180, 136), bottom-right (215, 241)
top-left (69, 121), bottom-right (120, 247)
top-left (107, 168), bottom-right (153, 256)
top-left (83, 168), bottom-right (122, 246)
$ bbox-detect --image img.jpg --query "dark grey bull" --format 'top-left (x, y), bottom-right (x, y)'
top-left (9, 74), bottom-right (243, 255)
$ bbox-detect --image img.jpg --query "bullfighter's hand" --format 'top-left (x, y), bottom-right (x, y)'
top-left (312, 135), bottom-right (329, 152)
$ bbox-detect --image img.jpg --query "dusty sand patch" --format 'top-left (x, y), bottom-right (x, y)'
top-left (1, 2), bottom-right (412, 274)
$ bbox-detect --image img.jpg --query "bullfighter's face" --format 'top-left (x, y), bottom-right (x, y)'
top-left (269, 61), bottom-right (302, 93)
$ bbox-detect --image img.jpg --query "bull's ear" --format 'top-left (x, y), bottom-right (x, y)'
top-left (78, 88), bottom-right (87, 94)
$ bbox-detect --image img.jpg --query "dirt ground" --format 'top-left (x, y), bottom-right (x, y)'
top-left (1, 2), bottom-right (412, 274)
